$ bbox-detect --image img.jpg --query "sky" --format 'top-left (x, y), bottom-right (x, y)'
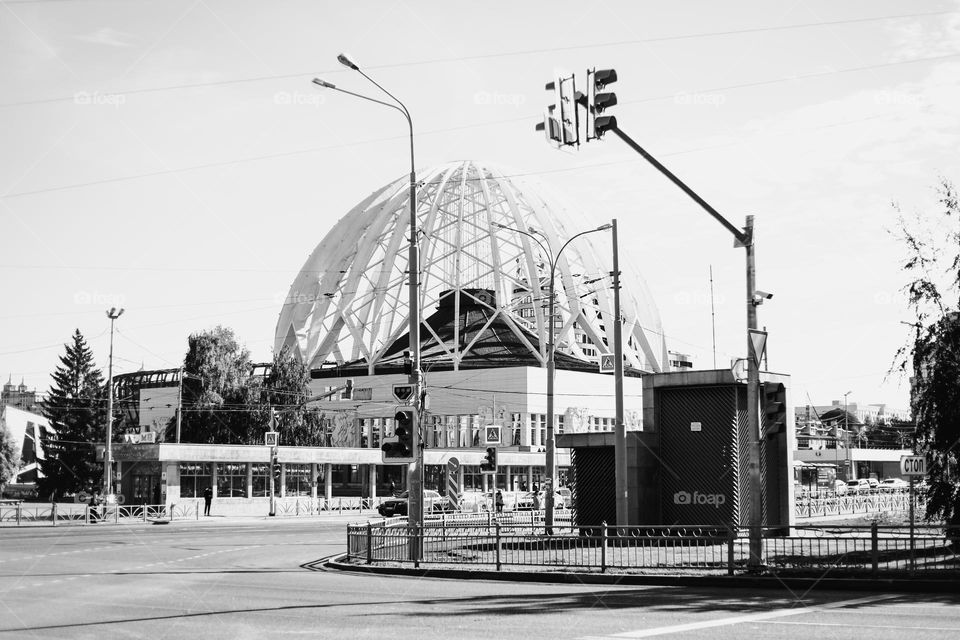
top-left (2, 0), bottom-right (959, 412)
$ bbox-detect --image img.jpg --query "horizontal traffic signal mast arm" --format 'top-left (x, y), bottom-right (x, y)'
top-left (572, 93), bottom-right (749, 246)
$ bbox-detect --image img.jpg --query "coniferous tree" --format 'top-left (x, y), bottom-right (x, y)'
top-left (37, 330), bottom-right (106, 499)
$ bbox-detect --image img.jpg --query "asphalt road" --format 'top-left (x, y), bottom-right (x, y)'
top-left (2, 518), bottom-right (959, 639)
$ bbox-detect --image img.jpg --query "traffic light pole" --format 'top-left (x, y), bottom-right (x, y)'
top-left (604, 124), bottom-right (763, 568)
top-left (612, 219), bottom-right (628, 530)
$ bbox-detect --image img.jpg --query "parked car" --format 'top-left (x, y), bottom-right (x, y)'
top-left (866, 477), bottom-right (880, 492)
top-left (377, 489), bottom-right (445, 517)
top-left (879, 478), bottom-right (909, 493)
top-left (846, 479), bottom-right (870, 494)
top-left (515, 491), bottom-right (565, 511)
top-left (832, 479), bottom-right (848, 496)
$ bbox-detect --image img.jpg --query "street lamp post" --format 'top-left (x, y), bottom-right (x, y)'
top-left (104, 307), bottom-right (124, 501)
top-left (313, 58), bottom-right (424, 556)
top-left (493, 221), bottom-right (611, 531)
top-left (844, 390), bottom-right (853, 479)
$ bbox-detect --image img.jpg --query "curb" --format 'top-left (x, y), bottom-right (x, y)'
top-left (324, 556), bottom-right (960, 593)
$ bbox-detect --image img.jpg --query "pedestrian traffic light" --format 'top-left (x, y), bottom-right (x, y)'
top-left (762, 382), bottom-right (787, 435)
top-left (587, 68), bottom-right (618, 140)
top-left (272, 455), bottom-right (282, 481)
top-left (343, 378), bottom-right (354, 400)
top-left (535, 72), bottom-right (579, 147)
top-left (480, 446), bottom-right (498, 475)
top-left (382, 406), bottom-right (417, 463)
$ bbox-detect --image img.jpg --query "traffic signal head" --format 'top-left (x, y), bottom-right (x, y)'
top-left (762, 382), bottom-right (788, 435)
top-left (382, 407), bottom-right (417, 463)
top-left (343, 378), bottom-right (354, 400)
top-left (272, 456), bottom-right (282, 481)
top-left (587, 68), bottom-right (618, 140)
top-left (480, 446), bottom-right (498, 474)
top-left (538, 73), bottom-right (579, 147)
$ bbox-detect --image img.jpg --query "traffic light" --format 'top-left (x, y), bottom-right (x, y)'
top-left (272, 455), bottom-right (282, 481)
top-left (536, 72), bottom-right (579, 146)
top-left (343, 378), bottom-right (353, 400)
top-left (587, 68), bottom-right (618, 139)
top-left (762, 382), bottom-right (787, 435)
top-left (480, 446), bottom-right (498, 475)
top-left (382, 406), bottom-right (417, 463)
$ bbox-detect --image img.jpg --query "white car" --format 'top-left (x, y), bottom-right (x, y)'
top-left (879, 478), bottom-right (909, 493)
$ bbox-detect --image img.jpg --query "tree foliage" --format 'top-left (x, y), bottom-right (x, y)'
top-left (37, 330), bottom-right (106, 499)
top-left (254, 346), bottom-right (325, 447)
top-left (894, 177), bottom-right (960, 527)
top-left (179, 326), bottom-right (253, 444)
top-left (0, 420), bottom-right (19, 495)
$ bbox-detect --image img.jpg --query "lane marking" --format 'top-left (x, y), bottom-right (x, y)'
top-left (763, 620), bottom-right (959, 631)
top-left (582, 594), bottom-right (898, 639)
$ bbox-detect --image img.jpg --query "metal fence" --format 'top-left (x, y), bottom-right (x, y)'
top-left (347, 517), bottom-right (960, 576)
top-left (794, 492), bottom-right (922, 518)
top-left (0, 502), bottom-right (200, 526)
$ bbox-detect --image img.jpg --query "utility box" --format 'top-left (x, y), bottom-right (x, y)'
top-left (559, 369), bottom-right (794, 529)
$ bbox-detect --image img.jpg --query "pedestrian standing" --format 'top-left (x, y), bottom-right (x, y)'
top-left (532, 491), bottom-right (541, 511)
top-left (89, 490), bottom-right (100, 522)
top-left (203, 486), bottom-right (213, 516)
top-left (389, 480), bottom-right (396, 496)
top-left (495, 490), bottom-right (504, 513)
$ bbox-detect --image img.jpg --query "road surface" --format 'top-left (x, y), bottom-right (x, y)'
top-left (2, 518), bottom-right (958, 639)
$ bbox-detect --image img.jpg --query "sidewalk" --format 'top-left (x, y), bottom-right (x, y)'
top-left (0, 509), bottom-right (383, 529)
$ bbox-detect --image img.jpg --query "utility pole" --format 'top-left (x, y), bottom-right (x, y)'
top-left (175, 366), bottom-right (183, 443)
top-left (103, 307), bottom-right (124, 501)
top-left (612, 219), bottom-right (628, 529)
top-left (537, 71), bottom-right (767, 564)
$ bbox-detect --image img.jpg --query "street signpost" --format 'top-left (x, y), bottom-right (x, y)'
top-left (484, 426), bottom-right (501, 446)
top-left (446, 457), bottom-right (460, 510)
top-left (392, 384), bottom-right (414, 403)
top-left (265, 432), bottom-right (279, 447)
top-left (599, 353), bottom-right (615, 373)
top-left (900, 455), bottom-right (925, 573)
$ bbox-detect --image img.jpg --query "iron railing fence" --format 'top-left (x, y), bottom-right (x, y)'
top-left (794, 492), bottom-right (922, 518)
top-left (347, 520), bottom-right (960, 576)
top-left (0, 502), bottom-right (200, 526)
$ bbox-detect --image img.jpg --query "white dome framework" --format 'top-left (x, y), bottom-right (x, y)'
top-left (276, 161), bottom-right (668, 373)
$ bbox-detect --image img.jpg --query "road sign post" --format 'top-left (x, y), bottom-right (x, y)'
top-left (901, 455), bottom-right (925, 573)
top-left (446, 457), bottom-right (460, 510)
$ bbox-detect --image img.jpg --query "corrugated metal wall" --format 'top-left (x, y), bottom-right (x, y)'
top-left (658, 385), bottom-right (745, 526)
top-left (571, 446), bottom-right (616, 527)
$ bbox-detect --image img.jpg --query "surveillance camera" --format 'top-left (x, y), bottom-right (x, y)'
top-left (754, 290), bottom-right (773, 300)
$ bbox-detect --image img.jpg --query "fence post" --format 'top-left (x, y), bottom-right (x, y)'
top-left (85, 505), bottom-right (90, 525)
top-left (51, 502), bottom-right (57, 527)
top-left (115, 505), bottom-right (120, 524)
top-left (143, 505), bottom-right (148, 522)
top-left (728, 528), bottom-right (736, 575)
top-left (339, 497), bottom-right (343, 514)
top-left (495, 521), bottom-right (502, 571)
top-left (16, 504), bottom-right (22, 526)
top-left (441, 513), bottom-right (446, 542)
top-left (366, 522), bottom-right (373, 565)
top-left (871, 522), bottom-right (879, 576)
top-left (487, 510), bottom-right (492, 533)
top-left (601, 522), bottom-right (607, 573)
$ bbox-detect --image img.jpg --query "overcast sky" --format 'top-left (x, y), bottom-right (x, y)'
top-left (2, 0), bottom-right (959, 411)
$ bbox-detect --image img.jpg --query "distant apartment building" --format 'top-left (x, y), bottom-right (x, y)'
top-left (2, 376), bottom-right (40, 412)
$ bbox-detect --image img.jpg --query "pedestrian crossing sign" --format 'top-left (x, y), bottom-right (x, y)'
top-left (599, 353), bottom-right (615, 372)
top-left (485, 426), bottom-right (501, 445)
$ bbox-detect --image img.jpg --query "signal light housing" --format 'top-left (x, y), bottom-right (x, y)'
top-left (587, 68), bottom-right (618, 140)
top-left (479, 446), bottom-right (498, 475)
top-left (382, 407), bottom-right (417, 463)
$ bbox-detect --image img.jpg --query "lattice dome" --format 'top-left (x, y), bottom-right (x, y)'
top-left (275, 160), bottom-right (668, 372)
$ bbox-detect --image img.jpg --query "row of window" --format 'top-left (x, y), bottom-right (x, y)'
top-left (179, 462), bottom-right (315, 498)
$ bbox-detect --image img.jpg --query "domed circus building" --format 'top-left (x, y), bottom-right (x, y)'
top-left (274, 160), bottom-right (667, 493)
top-left (108, 161), bottom-right (672, 512)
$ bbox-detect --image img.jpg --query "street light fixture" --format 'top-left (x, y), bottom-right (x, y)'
top-left (493, 220), bottom-right (611, 531)
top-left (103, 307), bottom-right (124, 502)
top-left (313, 55), bottom-right (425, 557)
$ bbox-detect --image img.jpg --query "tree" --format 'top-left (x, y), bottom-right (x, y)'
top-left (179, 326), bottom-right (253, 444)
top-left (253, 346), bottom-right (324, 447)
top-left (894, 177), bottom-right (960, 531)
top-left (0, 421), bottom-right (19, 497)
top-left (37, 330), bottom-right (106, 499)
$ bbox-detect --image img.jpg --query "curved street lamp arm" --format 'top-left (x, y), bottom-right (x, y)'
top-left (354, 69), bottom-right (415, 177)
top-left (313, 80), bottom-right (405, 116)
top-left (554, 225), bottom-right (611, 272)
top-left (493, 222), bottom-right (552, 264)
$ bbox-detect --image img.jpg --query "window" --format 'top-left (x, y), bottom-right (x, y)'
top-left (178, 462), bottom-right (212, 498)
top-left (251, 463), bottom-right (269, 497)
top-left (284, 463), bottom-right (312, 496)
top-left (216, 462), bottom-right (247, 498)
